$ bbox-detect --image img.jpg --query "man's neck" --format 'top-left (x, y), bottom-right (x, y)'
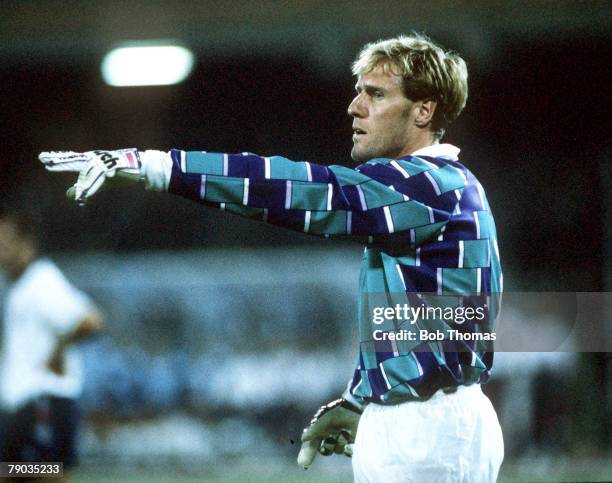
top-left (396, 136), bottom-right (439, 159)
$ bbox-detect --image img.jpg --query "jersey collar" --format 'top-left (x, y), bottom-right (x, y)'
top-left (410, 143), bottom-right (460, 160)
top-left (363, 143), bottom-right (460, 166)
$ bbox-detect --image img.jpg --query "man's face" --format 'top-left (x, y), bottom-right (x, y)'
top-left (0, 217), bottom-right (29, 278)
top-left (348, 64), bottom-right (416, 163)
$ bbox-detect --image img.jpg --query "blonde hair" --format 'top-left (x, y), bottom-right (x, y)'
top-left (352, 33), bottom-right (468, 139)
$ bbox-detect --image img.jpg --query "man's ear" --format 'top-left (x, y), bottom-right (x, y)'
top-left (414, 99), bottom-right (437, 128)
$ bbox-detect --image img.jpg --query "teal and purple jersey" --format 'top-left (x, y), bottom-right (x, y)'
top-left (167, 143), bottom-right (502, 404)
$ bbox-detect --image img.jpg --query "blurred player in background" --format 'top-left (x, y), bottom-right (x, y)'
top-left (0, 205), bottom-right (103, 482)
top-left (40, 33), bottom-right (503, 482)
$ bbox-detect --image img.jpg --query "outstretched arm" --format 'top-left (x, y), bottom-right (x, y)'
top-left (40, 148), bottom-right (460, 240)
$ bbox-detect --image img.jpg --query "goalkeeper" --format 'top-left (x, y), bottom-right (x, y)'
top-left (40, 33), bottom-right (504, 482)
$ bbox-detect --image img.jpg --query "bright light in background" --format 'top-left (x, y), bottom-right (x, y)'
top-left (101, 43), bottom-right (194, 87)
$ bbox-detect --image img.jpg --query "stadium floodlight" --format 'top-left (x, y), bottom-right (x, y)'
top-left (101, 42), bottom-right (195, 87)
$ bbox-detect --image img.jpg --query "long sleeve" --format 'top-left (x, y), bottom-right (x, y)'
top-left (165, 147), bottom-right (502, 405)
top-left (167, 149), bottom-right (464, 240)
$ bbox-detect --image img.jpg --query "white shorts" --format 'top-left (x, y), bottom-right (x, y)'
top-left (352, 385), bottom-right (504, 483)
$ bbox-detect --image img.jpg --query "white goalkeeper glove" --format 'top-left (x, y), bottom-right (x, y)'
top-left (297, 392), bottom-right (364, 469)
top-left (39, 149), bottom-right (172, 205)
top-left (39, 149), bottom-right (142, 205)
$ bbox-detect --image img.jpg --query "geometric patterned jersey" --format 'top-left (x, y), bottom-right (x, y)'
top-left (167, 143), bottom-right (502, 405)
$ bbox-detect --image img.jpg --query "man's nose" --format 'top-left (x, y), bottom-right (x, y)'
top-left (348, 94), bottom-right (366, 118)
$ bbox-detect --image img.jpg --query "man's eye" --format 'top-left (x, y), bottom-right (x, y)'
top-left (373, 91), bottom-right (384, 99)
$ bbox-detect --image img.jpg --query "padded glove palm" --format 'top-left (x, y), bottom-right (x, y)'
top-left (297, 397), bottom-right (362, 469)
top-left (39, 149), bottom-right (142, 205)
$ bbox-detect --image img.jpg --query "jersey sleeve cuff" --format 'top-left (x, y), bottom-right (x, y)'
top-left (140, 150), bottom-right (173, 192)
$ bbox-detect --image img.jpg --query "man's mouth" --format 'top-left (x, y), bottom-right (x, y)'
top-left (353, 127), bottom-right (366, 138)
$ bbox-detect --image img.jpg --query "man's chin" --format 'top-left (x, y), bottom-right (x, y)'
top-left (350, 147), bottom-right (369, 163)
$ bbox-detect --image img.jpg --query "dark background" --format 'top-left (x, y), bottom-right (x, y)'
top-left (0, 2), bottom-right (609, 479)
top-left (0, 1), bottom-right (609, 291)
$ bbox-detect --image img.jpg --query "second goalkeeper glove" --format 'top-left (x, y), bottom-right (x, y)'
top-left (297, 393), bottom-right (363, 469)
